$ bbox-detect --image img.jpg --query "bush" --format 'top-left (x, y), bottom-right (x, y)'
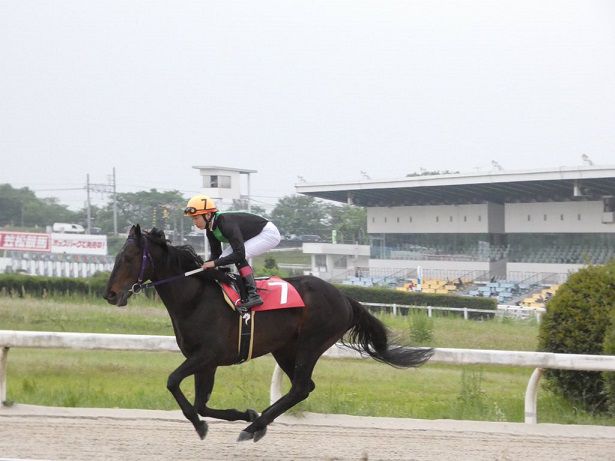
top-left (538, 261), bottom-right (615, 412)
top-left (603, 310), bottom-right (615, 415)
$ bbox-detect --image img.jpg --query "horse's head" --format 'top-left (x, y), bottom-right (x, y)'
top-left (103, 224), bottom-right (162, 307)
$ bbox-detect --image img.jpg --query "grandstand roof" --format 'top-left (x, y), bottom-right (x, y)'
top-left (295, 166), bottom-right (615, 207)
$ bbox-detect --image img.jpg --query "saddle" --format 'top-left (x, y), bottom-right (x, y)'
top-left (217, 274), bottom-right (305, 364)
top-left (218, 274), bottom-right (306, 312)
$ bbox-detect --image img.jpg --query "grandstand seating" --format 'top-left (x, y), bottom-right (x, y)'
top-left (393, 278), bottom-right (460, 294)
top-left (519, 285), bottom-right (560, 309)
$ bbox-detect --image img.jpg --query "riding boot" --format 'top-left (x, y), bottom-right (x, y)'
top-left (239, 273), bottom-right (263, 311)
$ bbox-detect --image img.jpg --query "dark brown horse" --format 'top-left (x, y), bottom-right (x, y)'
top-left (103, 225), bottom-right (432, 441)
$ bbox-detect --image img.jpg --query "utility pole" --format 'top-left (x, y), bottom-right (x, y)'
top-left (84, 168), bottom-right (118, 235)
top-left (86, 174), bottom-right (92, 234)
top-left (112, 167), bottom-right (118, 236)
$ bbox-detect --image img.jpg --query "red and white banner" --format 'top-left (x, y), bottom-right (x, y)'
top-left (0, 231), bottom-right (51, 252)
top-left (50, 233), bottom-right (107, 255)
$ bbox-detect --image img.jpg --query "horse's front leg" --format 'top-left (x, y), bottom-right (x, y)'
top-left (167, 356), bottom-right (209, 439)
top-left (194, 368), bottom-right (259, 423)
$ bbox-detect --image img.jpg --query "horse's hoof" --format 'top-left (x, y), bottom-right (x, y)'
top-left (246, 409), bottom-right (259, 422)
top-left (253, 427), bottom-right (267, 442)
top-left (237, 430), bottom-right (253, 442)
top-left (196, 420), bottom-right (208, 440)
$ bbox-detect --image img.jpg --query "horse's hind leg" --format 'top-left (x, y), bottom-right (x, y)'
top-left (272, 349), bottom-right (315, 393)
top-left (238, 347), bottom-right (323, 442)
top-left (194, 367), bottom-right (258, 422)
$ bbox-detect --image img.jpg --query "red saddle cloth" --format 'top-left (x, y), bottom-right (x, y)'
top-left (219, 276), bottom-right (305, 311)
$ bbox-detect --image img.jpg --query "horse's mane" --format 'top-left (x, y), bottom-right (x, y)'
top-left (145, 227), bottom-right (231, 284)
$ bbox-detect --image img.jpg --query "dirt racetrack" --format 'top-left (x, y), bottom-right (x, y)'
top-left (1, 404), bottom-right (615, 461)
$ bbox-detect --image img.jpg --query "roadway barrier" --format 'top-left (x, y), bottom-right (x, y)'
top-left (2, 330), bottom-right (614, 424)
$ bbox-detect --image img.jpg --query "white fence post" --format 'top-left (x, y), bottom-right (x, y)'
top-left (270, 364), bottom-right (284, 404)
top-left (0, 347), bottom-right (9, 406)
top-left (524, 368), bottom-right (544, 424)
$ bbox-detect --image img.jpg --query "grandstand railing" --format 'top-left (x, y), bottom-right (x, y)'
top-left (362, 302), bottom-right (544, 322)
top-left (507, 271), bottom-right (569, 286)
top-left (337, 267), bottom-right (491, 287)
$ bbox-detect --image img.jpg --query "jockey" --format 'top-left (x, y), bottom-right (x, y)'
top-left (184, 194), bottom-right (281, 312)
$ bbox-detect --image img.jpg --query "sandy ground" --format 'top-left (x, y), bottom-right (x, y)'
top-left (1, 404), bottom-right (615, 461)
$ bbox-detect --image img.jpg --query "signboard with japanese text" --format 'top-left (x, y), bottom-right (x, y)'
top-left (0, 231), bottom-right (51, 252)
top-left (51, 233), bottom-right (107, 255)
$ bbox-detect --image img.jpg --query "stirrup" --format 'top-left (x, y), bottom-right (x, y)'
top-left (240, 293), bottom-right (263, 308)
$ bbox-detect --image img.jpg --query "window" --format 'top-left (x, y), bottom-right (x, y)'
top-left (203, 175), bottom-right (231, 189)
top-left (315, 254), bottom-right (327, 270)
top-left (527, 215), bottom-right (531, 222)
top-left (560, 214), bottom-right (564, 221)
top-left (409, 216), bottom-right (413, 223)
top-left (543, 214), bottom-right (548, 221)
top-left (449, 216), bottom-right (453, 222)
top-left (372, 217), bottom-right (375, 223)
top-left (578, 214), bottom-right (582, 221)
top-left (478, 215), bottom-right (482, 222)
top-left (384, 217), bottom-right (387, 223)
top-left (333, 256), bottom-right (347, 269)
top-left (396, 217), bottom-right (400, 223)
top-left (435, 216), bottom-right (439, 223)
top-left (464, 216), bottom-right (467, 222)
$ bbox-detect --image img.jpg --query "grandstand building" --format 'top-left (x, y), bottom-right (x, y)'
top-left (296, 165), bottom-right (615, 284)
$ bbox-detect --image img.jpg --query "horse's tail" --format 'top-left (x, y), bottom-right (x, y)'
top-left (342, 296), bottom-right (433, 368)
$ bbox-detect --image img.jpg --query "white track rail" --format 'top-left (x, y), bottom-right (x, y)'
top-left (2, 330), bottom-right (615, 424)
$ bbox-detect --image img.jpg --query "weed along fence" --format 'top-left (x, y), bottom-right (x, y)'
top-left (2, 330), bottom-right (615, 425)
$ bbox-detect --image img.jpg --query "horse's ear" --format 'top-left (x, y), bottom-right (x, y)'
top-left (129, 224), bottom-right (142, 239)
top-left (150, 227), bottom-right (167, 242)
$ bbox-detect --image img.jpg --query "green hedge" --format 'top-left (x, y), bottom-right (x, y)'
top-left (0, 273), bottom-right (110, 298)
top-left (334, 284), bottom-right (496, 310)
top-left (0, 274), bottom-right (496, 313)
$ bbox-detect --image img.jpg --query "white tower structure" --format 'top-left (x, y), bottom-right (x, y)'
top-left (192, 165), bottom-right (256, 211)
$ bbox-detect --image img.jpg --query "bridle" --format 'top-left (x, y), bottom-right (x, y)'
top-left (127, 234), bottom-right (203, 294)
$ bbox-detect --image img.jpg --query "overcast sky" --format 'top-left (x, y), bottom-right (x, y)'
top-left (1, 0), bottom-right (614, 210)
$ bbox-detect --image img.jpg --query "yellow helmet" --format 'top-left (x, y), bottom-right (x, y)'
top-left (184, 195), bottom-right (217, 216)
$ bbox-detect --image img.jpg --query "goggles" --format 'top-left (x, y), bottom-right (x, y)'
top-left (184, 207), bottom-right (199, 216)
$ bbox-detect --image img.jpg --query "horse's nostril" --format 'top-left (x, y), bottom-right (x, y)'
top-left (103, 291), bottom-right (117, 303)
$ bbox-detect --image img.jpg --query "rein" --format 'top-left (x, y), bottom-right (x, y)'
top-left (127, 236), bottom-right (203, 294)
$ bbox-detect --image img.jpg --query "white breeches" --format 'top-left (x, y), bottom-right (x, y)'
top-left (220, 221), bottom-right (281, 261)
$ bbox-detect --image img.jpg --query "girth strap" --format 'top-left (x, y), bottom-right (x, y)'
top-left (236, 311), bottom-right (255, 363)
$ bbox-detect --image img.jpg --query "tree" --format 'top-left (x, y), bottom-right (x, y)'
top-left (0, 184), bottom-right (79, 229)
top-left (225, 199), bottom-right (269, 218)
top-left (325, 204), bottom-right (367, 244)
top-left (94, 189), bottom-right (187, 234)
top-left (270, 195), bottom-right (328, 238)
